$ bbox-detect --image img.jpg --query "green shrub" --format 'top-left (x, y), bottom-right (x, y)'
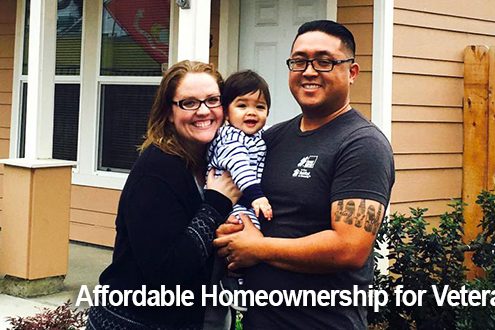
top-left (370, 191), bottom-right (495, 329)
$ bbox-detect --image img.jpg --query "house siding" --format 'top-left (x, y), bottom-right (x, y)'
top-left (0, 0), bottom-right (16, 225)
top-left (338, 0), bottom-right (373, 119)
top-left (69, 185), bottom-right (120, 247)
top-left (391, 0), bottom-right (495, 220)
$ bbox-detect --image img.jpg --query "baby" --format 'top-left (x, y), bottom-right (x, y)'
top-left (207, 70), bottom-right (272, 313)
top-left (208, 69), bottom-right (272, 227)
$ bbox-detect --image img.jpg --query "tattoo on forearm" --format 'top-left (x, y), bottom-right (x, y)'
top-left (335, 200), bottom-right (384, 234)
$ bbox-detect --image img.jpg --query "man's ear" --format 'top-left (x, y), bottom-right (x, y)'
top-left (349, 62), bottom-right (360, 85)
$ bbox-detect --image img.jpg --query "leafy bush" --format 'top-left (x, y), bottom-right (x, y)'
top-left (370, 191), bottom-right (495, 329)
top-left (6, 300), bottom-right (87, 330)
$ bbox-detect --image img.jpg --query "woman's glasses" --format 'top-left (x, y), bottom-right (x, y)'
top-left (173, 95), bottom-right (222, 111)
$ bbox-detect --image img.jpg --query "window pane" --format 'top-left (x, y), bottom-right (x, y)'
top-left (53, 84), bottom-right (80, 161)
top-left (99, 84), bottom-right (156, 172)
top-left (100, 0), bottom-right (170, 76)
top-left (22, 0), bottom-right (30, 75)
top-left (22, 0), bottom-right (84, 75)
top-left (19, 82), bottom-right (28, 157)
top-left (56, 0), bottom-right (83, 75)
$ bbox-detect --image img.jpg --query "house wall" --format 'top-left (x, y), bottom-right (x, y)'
top-left (0, 0), bottom-right (17, 226)
top-left (390, 0), bottom-right (495, 220)
top-left (69, 185), bottom-right (120, 247)
top-left (338, 0), bottom-right (373, 119)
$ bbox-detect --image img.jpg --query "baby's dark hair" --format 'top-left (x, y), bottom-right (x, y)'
top-left (222, 70), bottom-right (271, 111)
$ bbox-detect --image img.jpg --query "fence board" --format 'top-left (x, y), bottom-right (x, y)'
top-left (488, 47), bottom-right (495, 191)
top-left (463, 45), bottom-right (490, 278)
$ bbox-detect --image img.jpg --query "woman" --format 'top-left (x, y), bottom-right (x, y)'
top-left (87, 60), bottom-right (240, 329)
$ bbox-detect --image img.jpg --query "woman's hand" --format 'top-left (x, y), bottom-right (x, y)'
top-left (206, 170), bottom-right (241, 205)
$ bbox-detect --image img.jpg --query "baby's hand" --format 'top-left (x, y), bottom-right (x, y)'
top-left (252, 197), bottom-right (273, 220)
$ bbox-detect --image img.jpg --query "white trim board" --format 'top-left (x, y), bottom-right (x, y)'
top-left (371, 0), bottom-right (393, 141)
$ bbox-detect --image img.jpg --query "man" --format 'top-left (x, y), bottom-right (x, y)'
top-left (214, 20), bottom-right (395, 329)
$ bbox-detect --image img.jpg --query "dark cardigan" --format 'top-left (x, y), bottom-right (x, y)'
top-left (99, 144), bottom-right (232, 327)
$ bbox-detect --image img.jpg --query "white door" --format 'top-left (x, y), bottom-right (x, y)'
top-left (239, 0), bottom-right (326, 125)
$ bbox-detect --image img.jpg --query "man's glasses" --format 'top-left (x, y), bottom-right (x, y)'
top-left (286, 58), bottom-right (354, 72)
top-left (172, 95), bottom-right (222, 111)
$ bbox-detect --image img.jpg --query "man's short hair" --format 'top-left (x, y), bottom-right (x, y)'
top-left (292, 20), bottom-right (356, 57)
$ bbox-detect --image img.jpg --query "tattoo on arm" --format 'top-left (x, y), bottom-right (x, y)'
top-left (335, 199), bottom-right (384, 234)
top-left (354, 199), bottom-right (366, 228)
top-left (364, 205), bottom-right (376, 232)
top-left (335, 200), bottom-right (356, 224)
top-left (334, 200), bottom-right (345, 222)
top-left (372, 204), bottom-right (383, 234)
top-left (343, 201), bottom-right (355, 224)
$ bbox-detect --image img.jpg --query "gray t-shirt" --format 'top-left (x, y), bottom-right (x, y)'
top-left (244, 109), bottom-right (395, 330)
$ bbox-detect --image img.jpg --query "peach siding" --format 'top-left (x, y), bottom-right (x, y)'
top-left (391, 1), bottom-right (495, 218)
top-left (338, 0), bottom-right (373, 119)
top-left (69, 185), bottom-right (120, 247)
top-left (0, 0), bottom-right (16, 226)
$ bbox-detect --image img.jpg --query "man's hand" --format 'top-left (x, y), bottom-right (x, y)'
top-left (216, 214), bottom-right (244, 240)
top-left (214, 213), bottom-right (264, 270)
top-left (252, 196), bottom-right (273, 220)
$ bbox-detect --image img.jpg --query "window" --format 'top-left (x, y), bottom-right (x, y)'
top-left (97, 0), bottom-right (170, 172)
top-left (16, 0), bottom-right (174, 189)
top-left (19, 0), bottom-right (83, 160)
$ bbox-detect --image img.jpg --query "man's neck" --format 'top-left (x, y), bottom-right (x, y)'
top-left (300, 103), bottom-right (352, 132)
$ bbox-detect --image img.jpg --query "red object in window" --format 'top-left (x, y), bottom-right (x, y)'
top-left (105, 0), bottom-right (170, 64)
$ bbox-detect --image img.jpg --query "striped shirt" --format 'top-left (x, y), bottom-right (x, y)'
top-left (207, 125), bottom-right (266, 204)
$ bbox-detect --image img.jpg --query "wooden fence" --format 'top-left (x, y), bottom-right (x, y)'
top-left (463, 45), bottom-right (495, 277)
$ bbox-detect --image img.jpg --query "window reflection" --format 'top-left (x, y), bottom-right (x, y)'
top-left (100, 0), bottom-right (170, 76)
top-left (56, 0), bottom-right (83, 75)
